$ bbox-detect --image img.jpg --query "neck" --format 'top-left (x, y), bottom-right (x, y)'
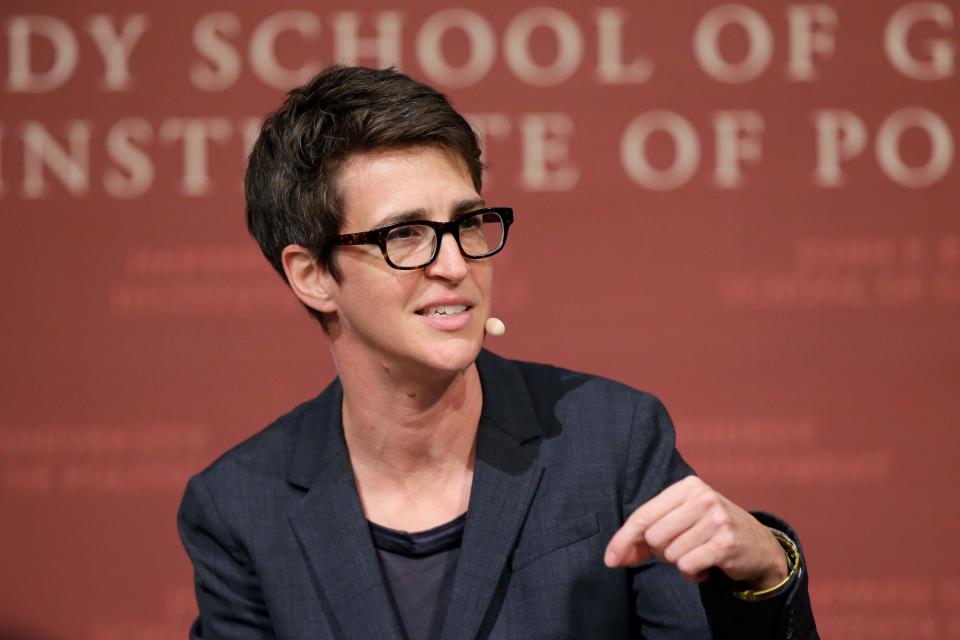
top-left (332, 344), bottom-right (483, 484)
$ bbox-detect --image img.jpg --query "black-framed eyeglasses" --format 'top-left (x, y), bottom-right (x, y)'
top-left (334, 207), bottom-right (514, 270)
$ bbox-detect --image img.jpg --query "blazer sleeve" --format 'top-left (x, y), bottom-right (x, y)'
top-left (178, 473), bottom-right (276, 639)
top-left (622, 392), bottom-right (819, 639)
top-left (698, 512), bottom-right (820, 640)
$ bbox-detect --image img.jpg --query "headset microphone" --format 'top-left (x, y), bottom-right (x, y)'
top-left (485, 317), bottom-right (506, 336)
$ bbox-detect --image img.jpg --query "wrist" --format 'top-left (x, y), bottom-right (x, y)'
top-left (752, 530), bottom-right (790, 589)
top-left (732, 528), bottom-right (801, 602)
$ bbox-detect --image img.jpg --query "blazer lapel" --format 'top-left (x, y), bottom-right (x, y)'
top-left (284, 351), bottom-right (545, 640)
top-left (286, 381), bottom-right (405, 640)
top-left (439, 350), bottom-right (545, 640)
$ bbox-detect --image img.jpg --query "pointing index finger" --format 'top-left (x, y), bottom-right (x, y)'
top-left (604, 475), bottom-right (699, 567)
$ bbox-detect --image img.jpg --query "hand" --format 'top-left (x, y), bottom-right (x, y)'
top-left (604, 476), bottom-right (788, 589)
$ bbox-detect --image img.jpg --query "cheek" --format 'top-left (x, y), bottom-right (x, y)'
top-left (475, 263), bottom-right (494, 296)
top-left (337, 268), bottom-right (416, 316)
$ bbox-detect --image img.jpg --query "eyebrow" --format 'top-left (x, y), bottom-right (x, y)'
top-left (376, 198), bottom-right (486, 228)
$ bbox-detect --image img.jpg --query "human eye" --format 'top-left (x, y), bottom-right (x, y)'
top-left (387, 224), bottom-right (429, 244)
top-left (460, 214), bottom-right (483, 231)
top-left (392, 225), bottom-right (418, 239)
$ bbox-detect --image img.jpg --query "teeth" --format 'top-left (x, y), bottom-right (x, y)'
top-left (422, 304), bottom-right (467, 316)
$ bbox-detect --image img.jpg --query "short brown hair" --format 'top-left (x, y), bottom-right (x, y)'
top-left (245, 65), bottom-right (484, 324)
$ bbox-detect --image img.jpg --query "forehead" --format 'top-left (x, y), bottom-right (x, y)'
top-left (337, 146), bottom-right (480, 231)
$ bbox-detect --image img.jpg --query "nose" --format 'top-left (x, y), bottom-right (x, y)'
top-left (425, 230), bottom-right (469, 282)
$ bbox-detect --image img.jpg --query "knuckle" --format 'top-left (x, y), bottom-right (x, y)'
top-left (710, 506), bottom-right (731, 527)
top-left (634, 515), bottom-right (652, 533)
top-left (682, 477), bottom-right (704, 496)
top-left (629, 506), bottom-right (652, 530)
top-left (663, 542), bottom-right (681, 564)
top-left (717, 552), bottom-right (739, 573)
top-left (643, 529), bottom-right (666, 554)
top-left (715, 529), bottom-right (737, 553)
top-left (698, 491), bottom-right (720, 511)
top-left (676, 555), bottom-right (697, 576)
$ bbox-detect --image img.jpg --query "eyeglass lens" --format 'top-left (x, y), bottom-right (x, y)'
top-left (384, 211), bottom-right (506, 268)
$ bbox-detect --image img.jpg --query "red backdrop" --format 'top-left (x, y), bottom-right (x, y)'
top-left (1, 1), bottom-right (958, 638)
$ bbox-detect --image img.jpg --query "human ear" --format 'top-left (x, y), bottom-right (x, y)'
top-left (281, 244), bottom-right (338, 314)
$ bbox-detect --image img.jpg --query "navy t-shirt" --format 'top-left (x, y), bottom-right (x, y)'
top-left (368, 514), bottom-right (466, 640)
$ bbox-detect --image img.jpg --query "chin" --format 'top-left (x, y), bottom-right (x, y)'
top-left (420, 334), bottom-right (483, 374)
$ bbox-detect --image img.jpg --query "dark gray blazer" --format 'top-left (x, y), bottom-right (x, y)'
top-left (179, 350), bottom-right (818, 639)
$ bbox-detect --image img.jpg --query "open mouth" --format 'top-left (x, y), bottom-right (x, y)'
top-left (416, 304), bottom-right (470, 317)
